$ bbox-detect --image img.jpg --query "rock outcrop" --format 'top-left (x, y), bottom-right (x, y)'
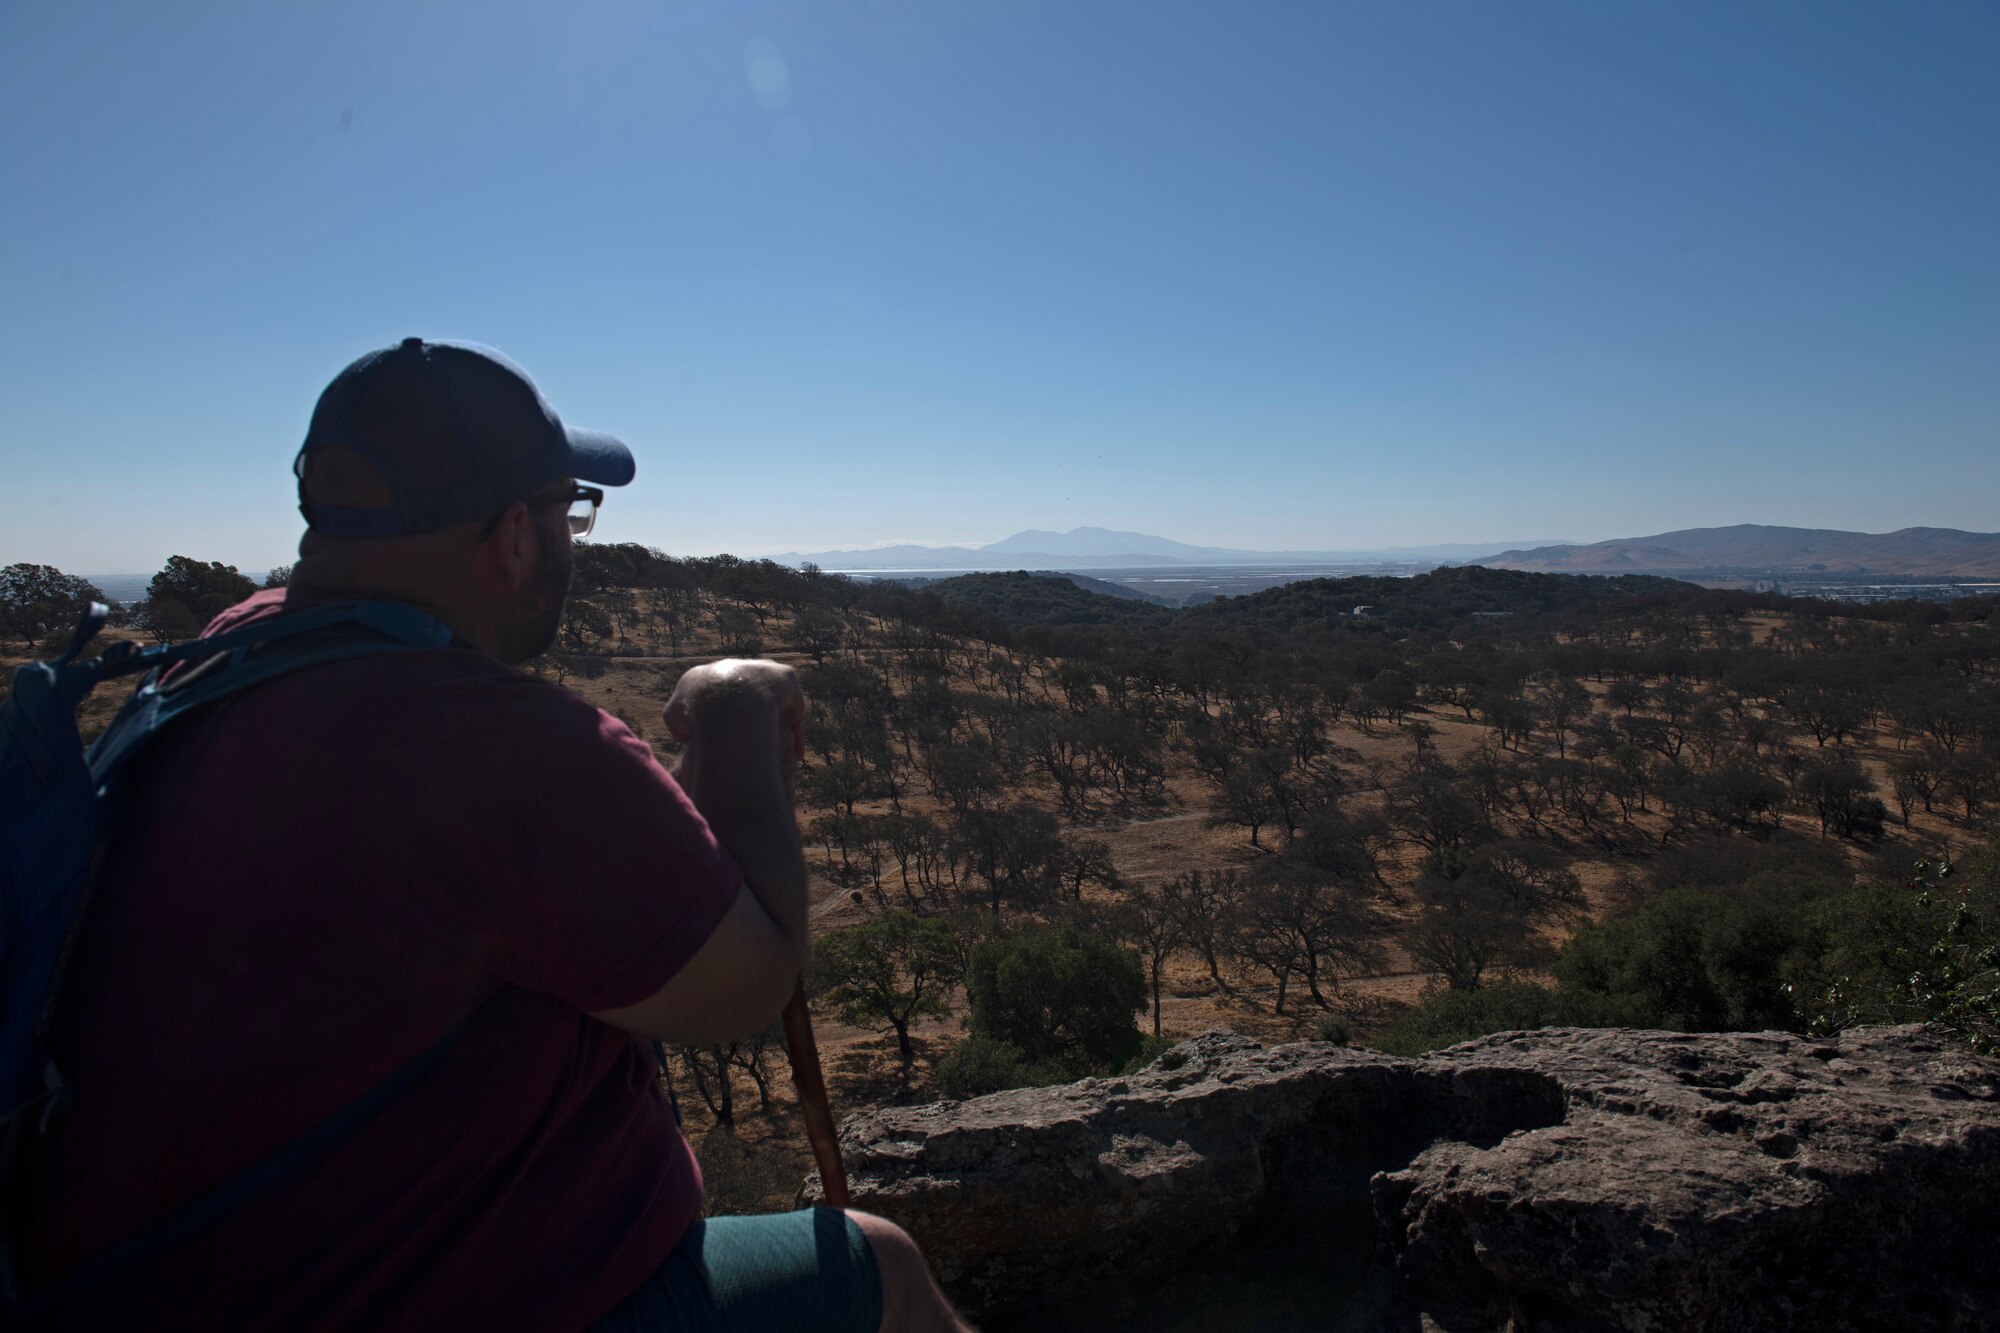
top-left (804, 1026), bottom-right (2000, 1330)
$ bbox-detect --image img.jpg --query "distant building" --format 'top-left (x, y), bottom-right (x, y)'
top-left (1352, 605), bottom-right (1385, 619)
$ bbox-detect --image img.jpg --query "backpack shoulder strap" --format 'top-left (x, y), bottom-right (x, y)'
top-left (84, 601), bottom-right (455, 789)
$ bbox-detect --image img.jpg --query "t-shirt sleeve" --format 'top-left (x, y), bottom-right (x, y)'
top-left (424, 675), bottom-right (745, 1012)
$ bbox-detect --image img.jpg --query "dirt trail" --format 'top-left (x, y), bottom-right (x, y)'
top-left (1096, 810), bottom-right (1208, 831)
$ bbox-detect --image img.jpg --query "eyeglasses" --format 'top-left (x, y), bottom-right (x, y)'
top-left (539, 485), bottom-right (603, 539)
top-left (475, 485), bottom-right (604, 543)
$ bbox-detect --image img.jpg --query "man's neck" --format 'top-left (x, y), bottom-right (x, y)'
top-left (289, 559), bottom-right (498, 658)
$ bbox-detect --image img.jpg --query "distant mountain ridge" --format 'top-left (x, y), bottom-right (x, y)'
top-left (1476, 525), bottom-right (2000, 577)
top-left (767, 526), bottom-right (1572, 571)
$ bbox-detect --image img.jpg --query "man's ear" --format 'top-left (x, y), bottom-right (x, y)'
top-left (478, 501), bottom-right (536, 593)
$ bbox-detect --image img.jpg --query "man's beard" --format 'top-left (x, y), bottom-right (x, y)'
top-left (496, 519), bottom-right (573, 665)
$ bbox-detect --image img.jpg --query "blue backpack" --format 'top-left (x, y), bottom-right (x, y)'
top-left (0, 598), bottom-right (459, 1319)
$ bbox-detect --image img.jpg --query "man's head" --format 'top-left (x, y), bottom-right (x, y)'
top-left (491, 477), bottom-right (582, 662)
top-left (291, 339), bottom-right (634, 663)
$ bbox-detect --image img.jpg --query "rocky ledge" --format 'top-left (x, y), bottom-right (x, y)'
top-left (804, 1026), bottom-right (2000, 1330)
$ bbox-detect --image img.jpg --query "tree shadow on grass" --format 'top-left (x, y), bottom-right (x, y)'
top-left (827, 1032), bottom-right (944, 1108)
top-left (695, 1107), bottom-right (815, 1215)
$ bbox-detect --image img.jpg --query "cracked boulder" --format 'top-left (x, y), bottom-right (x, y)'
top-left (1374, 1025), bottom-right (2000, 1331)
top-left (804, 1026), bottom-right (2000, 1330)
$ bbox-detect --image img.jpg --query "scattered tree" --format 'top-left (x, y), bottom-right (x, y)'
top-left (1109, 884), bottom-right (1185, 1037)
top-left (0, 563), bottom-right (104, 648)
top-left (813, 911), bottom-right (964, 1065)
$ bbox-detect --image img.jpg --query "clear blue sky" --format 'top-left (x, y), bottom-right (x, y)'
top-left (3, 0), bottom-right (1995, 574)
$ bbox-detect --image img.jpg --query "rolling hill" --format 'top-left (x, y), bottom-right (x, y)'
top-left (1477, 525), bottom-right (2000, 577)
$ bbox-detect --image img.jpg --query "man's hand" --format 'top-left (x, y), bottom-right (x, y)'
top-left (663, 659), bottom-right (806, 795)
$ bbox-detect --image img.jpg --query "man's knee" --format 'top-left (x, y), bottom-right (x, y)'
top-left (847, 1208), bottom-right (922, 1276)
top-left (842, 1209), bottom-right (962, 1333)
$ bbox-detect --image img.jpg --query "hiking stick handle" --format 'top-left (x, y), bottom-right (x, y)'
top-left (781, 979), bottom-right (849, 1208)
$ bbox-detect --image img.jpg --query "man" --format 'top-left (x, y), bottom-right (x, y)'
top-left (20, 339), bottom-right (970, 1331)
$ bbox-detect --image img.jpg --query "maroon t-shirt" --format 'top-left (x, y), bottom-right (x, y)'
top-left (21, 590), bottom-right (741, 1331)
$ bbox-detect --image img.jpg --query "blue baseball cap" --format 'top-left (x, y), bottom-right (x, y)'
top-left (295, 337), bottom-right (635, 538)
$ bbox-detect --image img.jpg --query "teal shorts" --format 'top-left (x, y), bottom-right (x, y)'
top-left (590, 1208), bottom-right (883, 1333)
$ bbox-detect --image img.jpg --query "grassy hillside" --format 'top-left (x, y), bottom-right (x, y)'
top-left (921, 571), bottom-right (1175, 628)
top-left (23, 541), bottom-right (1998, 1214)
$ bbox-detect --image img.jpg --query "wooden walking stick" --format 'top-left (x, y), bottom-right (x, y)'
top-left (781, 978), bottom-right (849, 1208)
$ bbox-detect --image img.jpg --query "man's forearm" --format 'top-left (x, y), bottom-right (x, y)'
top-left (675, 734), bottom-right (809, 959)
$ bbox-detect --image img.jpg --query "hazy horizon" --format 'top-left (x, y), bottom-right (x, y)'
top-left (5, 2), bottom-right (1996, 574)
top-left (59, 516), bottom-right (2000, 584)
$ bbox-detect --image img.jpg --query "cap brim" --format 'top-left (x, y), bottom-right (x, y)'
top-left (565, 427), bottom-right (636, 487)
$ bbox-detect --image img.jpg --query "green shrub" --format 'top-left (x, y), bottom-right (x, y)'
top-left (1802, 853), bottom-right (2000, 1053)
top-left (932, 1035), bottom-right (1069, 1098)
top-left (1648, 833), bottom-right (1852, 902)
top-left (964, 925), bottom-right (1145, 1075)
top-left (1389, 842), bottom-right (2000, 1059)
top-left (1553, 886), bottom-right (1815, 1032)
top-left (1370, 982), bottom-right (1577, 1056)
top-left (1310, 1013), bottom-right (1352, 1046)
top-left (1114, 1033), bottom-right (1180, 1074)
top-left (1542, 837), bottom-right (1867, 1034)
